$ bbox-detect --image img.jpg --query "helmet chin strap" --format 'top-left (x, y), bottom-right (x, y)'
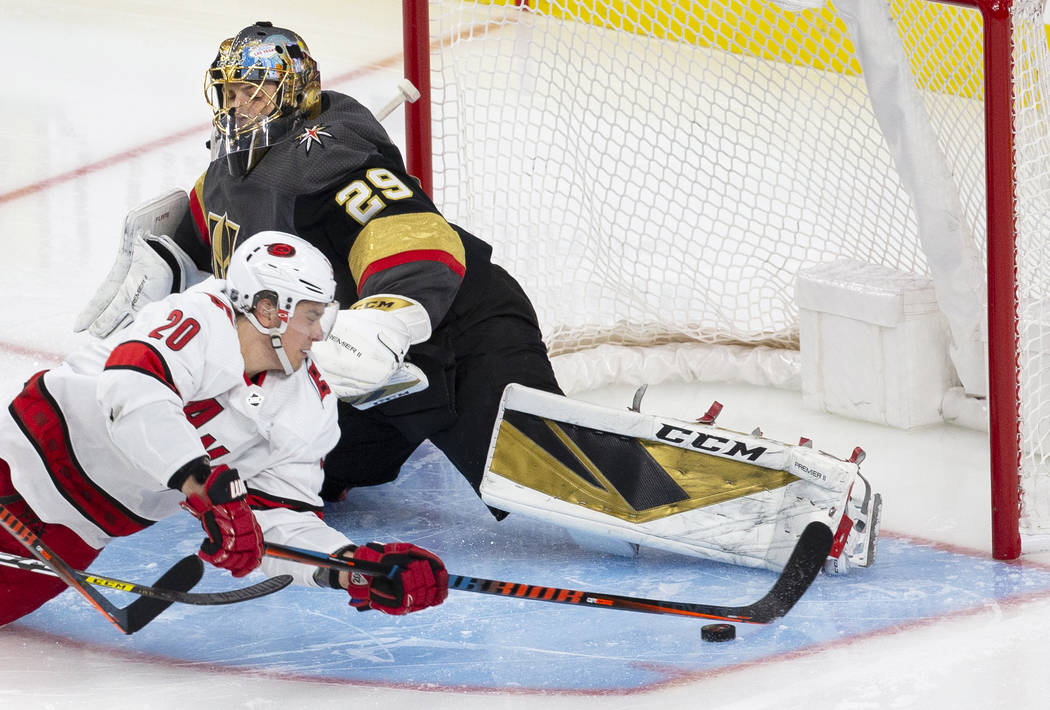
top-left (269, 332), bottom-right (294, 376)
top-left (246, 311), bottom-right (295, 376)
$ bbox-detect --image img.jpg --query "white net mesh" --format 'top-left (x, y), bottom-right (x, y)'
top-left (428, 1), bottom-right (928, 356)
top-left (423, 0), bottom-right (1050, 536)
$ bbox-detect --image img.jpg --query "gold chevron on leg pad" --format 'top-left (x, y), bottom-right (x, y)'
top-left (489, 409), bottom-right (800, 525)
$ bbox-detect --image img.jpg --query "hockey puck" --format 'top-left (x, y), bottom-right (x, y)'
top-left (701, 623), bottom-right (736, 642)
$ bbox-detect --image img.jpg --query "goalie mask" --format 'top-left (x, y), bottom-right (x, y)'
top-left (225, 231), bottom-right (337, 374)
top-left (205, 21), bottom-right (321, 177)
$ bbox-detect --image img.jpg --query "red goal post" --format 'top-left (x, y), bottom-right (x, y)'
top-left (402, 0), bottom-right (1050, 560)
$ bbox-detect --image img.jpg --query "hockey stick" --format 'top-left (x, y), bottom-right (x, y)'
top-left (372, 78), bottom-right (420, 122)
top-left (0, 502), bottom-right (199, 633)
top-left (0, 549), bottom-right (292, 606)
top-left (265, 521), bottom-right (833, 624)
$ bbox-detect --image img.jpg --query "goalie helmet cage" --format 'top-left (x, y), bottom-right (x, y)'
top-left (401, 0), bottom-right (1050, 560)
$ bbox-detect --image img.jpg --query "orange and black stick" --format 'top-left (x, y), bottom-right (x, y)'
top-left (265, 521), bottom-right (832, 625)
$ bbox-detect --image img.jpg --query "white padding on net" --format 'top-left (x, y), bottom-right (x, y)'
top-left (551, 343), bottom-right (801, 395)
top-left (940, 386), bottom-right (988, 432)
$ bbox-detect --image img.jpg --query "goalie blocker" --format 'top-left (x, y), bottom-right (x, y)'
top-left (480, 385), bottom-right (880, 573)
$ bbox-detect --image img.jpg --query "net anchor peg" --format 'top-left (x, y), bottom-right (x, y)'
top-left (696, 401), bottom-right (723, 425)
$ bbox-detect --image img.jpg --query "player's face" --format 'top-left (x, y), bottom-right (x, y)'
top-left (282, 300), bottom-right (330, 371)
top-left (223, 81), bottom-right (279, 124)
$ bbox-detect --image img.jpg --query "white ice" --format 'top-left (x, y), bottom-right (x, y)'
top-left (2, 1), bottom-right (1050, 708)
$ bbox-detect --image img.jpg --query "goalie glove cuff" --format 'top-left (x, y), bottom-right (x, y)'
top-left (144, 233), bottom-right (206, 294)
top-left (349, 294), bottom-right (432, 344)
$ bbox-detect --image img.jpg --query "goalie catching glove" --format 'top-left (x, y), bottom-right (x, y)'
top-left (178, 462), bottom-right (264, 578)
top-left (335, 542), bottom-right (448, 615)
top-left (74, 190), bottom-right (206, 338)
top-left (310, 295), bottom-right (432, 399)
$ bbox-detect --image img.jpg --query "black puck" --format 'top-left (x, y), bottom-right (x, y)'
top-left (701, 623), bottom-right (736, 642)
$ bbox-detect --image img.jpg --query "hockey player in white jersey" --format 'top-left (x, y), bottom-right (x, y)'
top-left (0, 231), bottom-right (447, 627)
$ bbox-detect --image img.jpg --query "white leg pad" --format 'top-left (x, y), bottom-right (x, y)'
top-left (481, 385), bottom-right (863, 572)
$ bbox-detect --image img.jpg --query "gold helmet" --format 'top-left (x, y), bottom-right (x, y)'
top-left (205, 21), bottom-right (321, 176)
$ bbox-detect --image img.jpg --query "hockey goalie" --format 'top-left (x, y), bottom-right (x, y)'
top-left (480, 384), bottom-right (881, 574)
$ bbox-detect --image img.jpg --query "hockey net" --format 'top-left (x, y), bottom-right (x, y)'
top-left (405, 0), bottom-right (1050, 551)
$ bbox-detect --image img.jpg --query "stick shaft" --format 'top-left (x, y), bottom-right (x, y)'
top-left (0, 503), bottom-right (134, 632)
top-left (264, 523), bottom-right (831, 625)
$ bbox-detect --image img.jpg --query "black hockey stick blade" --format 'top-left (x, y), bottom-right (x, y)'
top-left (120, 555), bottom-right (204, 633)
top-left (0, 549), bottom-right (293, 606)
top-left (722, 519), bottom-right (834, 623)
top-left (263, 521), bottom-right (833, 625)
top-left (0, 504), bottom-right (291, 632)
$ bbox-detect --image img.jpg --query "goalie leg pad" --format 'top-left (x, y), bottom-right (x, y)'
top-left (481, 385), bottom-right (862, 572)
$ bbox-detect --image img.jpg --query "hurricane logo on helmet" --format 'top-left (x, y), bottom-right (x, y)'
top-left (267, 243), bottom-right (296, 257)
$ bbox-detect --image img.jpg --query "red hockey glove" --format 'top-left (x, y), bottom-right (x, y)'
top-left (343, 542), bottom-right (448, 615)
top-left (180, 465), bottom-right (263, 578)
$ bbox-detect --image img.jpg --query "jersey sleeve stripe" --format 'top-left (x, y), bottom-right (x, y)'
top-left (348, 212), bottom-right (466, 285)
top-left (9, 372), bottom-right (156, 538)
top-left (357, 249), bottom-right (467, 291)
top-left (104, 341), bottom-right (180, 396)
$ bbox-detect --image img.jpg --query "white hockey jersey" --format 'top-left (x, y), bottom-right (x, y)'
top-left (0, 279), bottom-right (349, 585)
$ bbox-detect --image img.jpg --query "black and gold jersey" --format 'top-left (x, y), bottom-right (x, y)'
top-left (173, 90), bottom-right (493, 331)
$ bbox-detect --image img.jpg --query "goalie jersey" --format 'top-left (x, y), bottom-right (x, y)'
top-left (173, 90), bottom-right (493, 340)
top-left (0, 279), bottom-right (347, 585)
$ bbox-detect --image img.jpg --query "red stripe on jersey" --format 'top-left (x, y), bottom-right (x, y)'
top-left (199, 434), bottom-right (230, 460)
top-left (208, 294), bottom-right (235, 324)
top-left (104, 341), bottom-right (179, 396)
top-left (246, 489), bottom-right (324, 519)
top-left (189, 187), bottom-right (208, 245)
top-left (307, 361), bottom-right (331, 401)
top-left (9, 372), bottom-right (154, 538)
top-left (357, 249), bottom-right (466, 292)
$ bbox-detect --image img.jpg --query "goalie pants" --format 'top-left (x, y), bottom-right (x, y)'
top-left (0, 458), bottom-right (101, 626)
top-left (321, 264), bottom-right (562, 505)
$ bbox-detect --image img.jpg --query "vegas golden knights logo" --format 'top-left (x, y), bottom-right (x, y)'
top-left (208, 212), bottom-right (241, 277)
top-left (489, 409), bottom-right (799, 524)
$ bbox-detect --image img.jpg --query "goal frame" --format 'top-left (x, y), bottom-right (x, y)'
top-left (401, 0), bottom-right (1024, 560)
